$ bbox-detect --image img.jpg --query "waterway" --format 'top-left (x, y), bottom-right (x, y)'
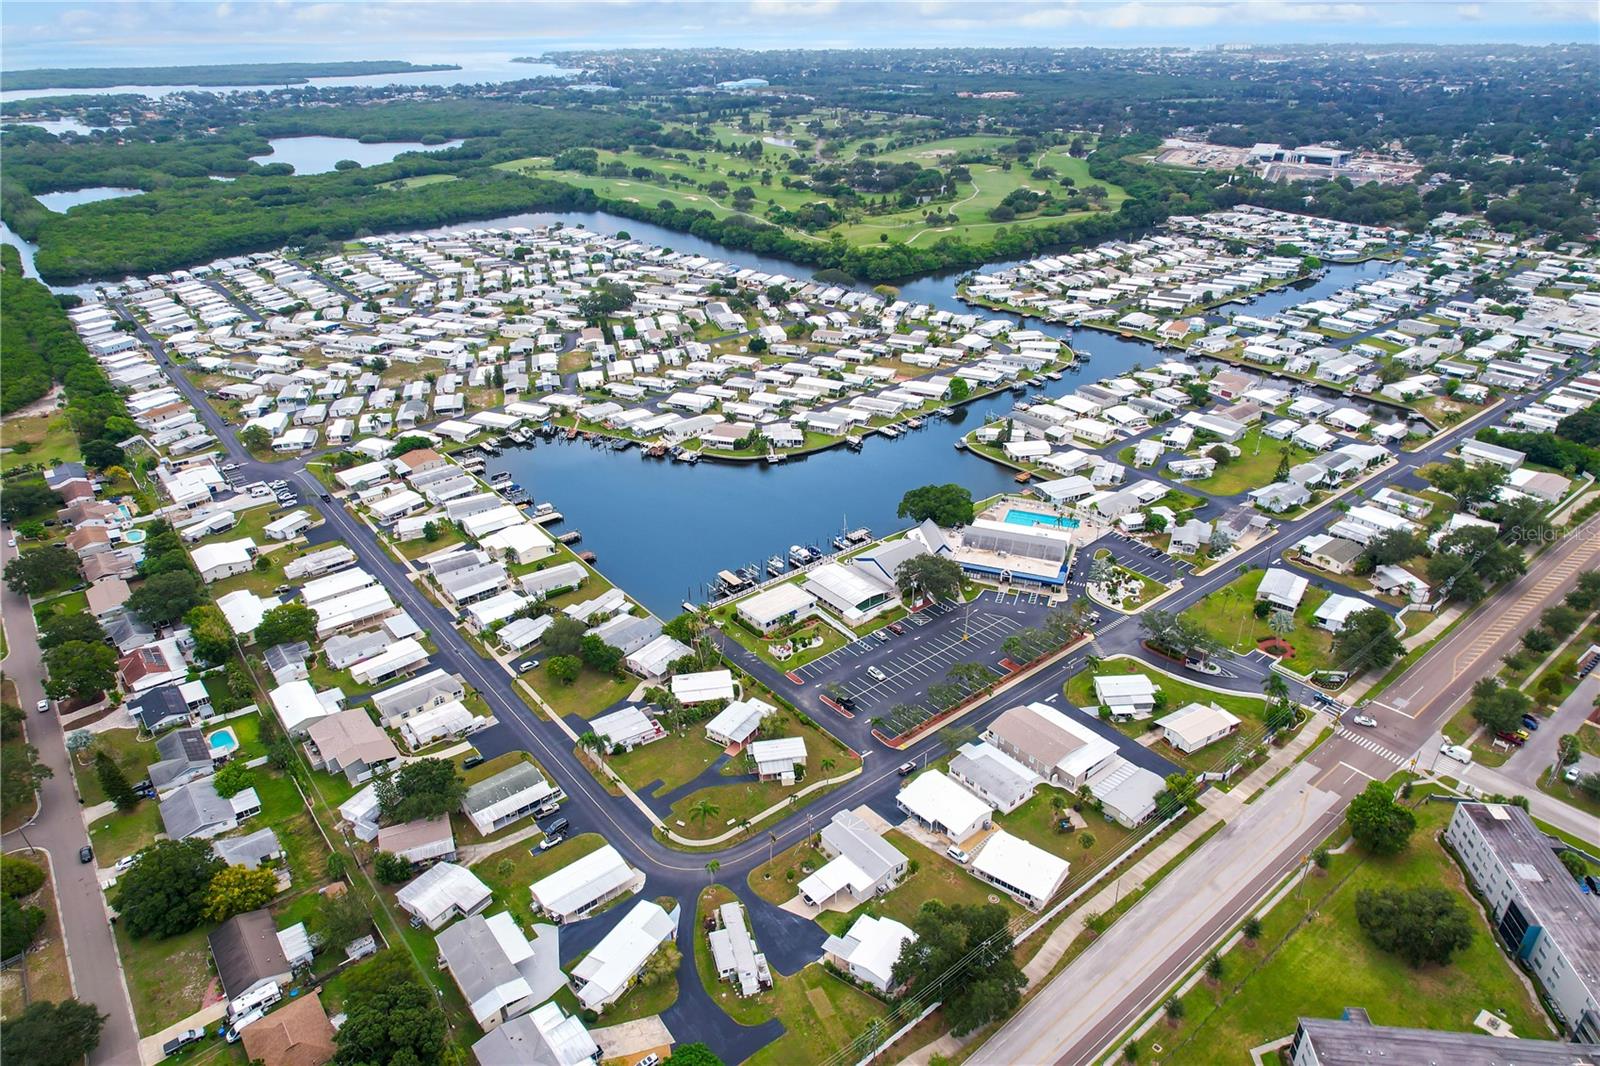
top-left (0, 57), bottom-right (577, 105)
top-left (249, 136), bottom-right (466, 175)
top-left (34, 186), bottom-right (143, 212)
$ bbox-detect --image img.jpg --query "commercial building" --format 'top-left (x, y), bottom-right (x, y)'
top-left (735, 583), bottom-right (817, 633)
top-left (1444, 803), bottom-right (1600, 1039)
top-left (1289, 1011), bottom-right (1599, 1066)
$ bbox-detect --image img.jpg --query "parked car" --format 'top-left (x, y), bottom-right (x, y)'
top-left (1494, 730), bottom-right (1527, 747)
top-left (945, 845), bottom-right (970, 865)
top-left (268, 480), bottom-right (288, 490)
top-left (35, 698), bottom-right (49, 714)
top-left (162, 1028), bottom-right (205, 1056)
top-left (114, 854), bottom-right (138, 874)
top-left (320, 493), bottom-right (331, 501)
top-left (78, 845), bottom-right (94, 864)
top-left (516, 659), bottom-right (540, 672)
top-left (543, 817), bottom-right (569, 836)
top-left (887, 622), bottom-right (907, 636)
top-left (897, 761), bottom-right (917, 777)
top-left (537, 833), bottom-right (566, 852)
top-left (1520, 714), bottom-right (1540, 731)
top-left (637, 1055), bottom-right (660, 1066)
top-left (1439, 742), bottom-right (1474, 765)
top-left (1350, 714), bottom-right (1378, 728)
top-left (461, 754), bottom-right (484, 770)
top-left (1565, 765), bottom-right (1582, 783)
top-left (866, 665), bottom-right (889, 683)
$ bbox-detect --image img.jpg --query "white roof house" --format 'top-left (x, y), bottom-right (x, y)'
top-left (1156, 702), bottom-right (1243, 754)
top-left (896, 771), bottom-right (992, 844)
top-left (1091, 673), bottom-right (1159, 719)
top-left (798, 810), bottom-right (909, 908)
top-left (748, 737), bottom-right (807, 783)
top-left (192, 538), bottom-right (255, 583)
top-left (707, 901), bottom-right (771, 998)
top-left (438, 912), bottom-right (563, 1032)
top-left (981, 702), bottom-right (1117, 790)
top-left (821, 914), bottom-right (916, 993)
top-left (396, 861), bottom-right (493, 930)
top-left (529, 844), bottom-right (642, 924)
top-left (970, 829), bottom-right (1070, 910)
top-left (590, 705), bottom-right (665, 753)
top-left (569, 900), bottom-right (677, 1013)
top-left (704, 696), bottom-right (777, 747)
top-left (268, 679), bottom-right (342, 737)
top-left (670, 669), bottom-right (736, 705)
top-left (735, 583), bottom-right (817, 632)
top-left (1313, 593), bottom-right (1369, 631)
top-left (1256, 567), bottom-right (1309, 610)
top-left (470, 1001), bottom-right (598, 1066)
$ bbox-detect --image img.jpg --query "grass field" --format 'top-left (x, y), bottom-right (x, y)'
top-left (73, 728), bottom-right (158, 807)
top-left (376, 173), bottom-right (459, 191)
top-left (1181, 569), bottom-right (1339, 676)
top-left (471, 831), bottom-right (607, 920)
top-left (525, 661), bottom-right (636, 719)
top-left (1066, 655), bottom-right (1271, 725)
top-left (1123, 800), bottom-right (1555, 1063)
top-left (0, 408), bottom-right (78, 473)
top-left (0, 858), bottom-right (72, 1019)
top-left (607, 728), bottom-right (722, 797)
top-left (1184, 427), bottom-right (1316, 497)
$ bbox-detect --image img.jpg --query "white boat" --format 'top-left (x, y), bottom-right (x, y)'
top-left (789, 544), bottom-right (812, 565)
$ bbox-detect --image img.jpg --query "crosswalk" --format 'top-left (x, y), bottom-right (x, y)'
top-left (1335, 728), bottom-right (1413, 767)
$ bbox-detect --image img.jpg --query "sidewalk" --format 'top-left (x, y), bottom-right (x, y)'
top-left (900, 718), bottom-right (1330, 1065)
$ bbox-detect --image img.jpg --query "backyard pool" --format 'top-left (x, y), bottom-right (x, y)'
top-left (122, 528), bottom-right (146, 544)
top-left (207, 727), bottom-right (239, 757)
top-left (1003, 509), bottom-right (1080, 530)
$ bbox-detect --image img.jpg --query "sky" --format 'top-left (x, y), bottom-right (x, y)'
top-left (2, 0), bottom-right (1597, 69)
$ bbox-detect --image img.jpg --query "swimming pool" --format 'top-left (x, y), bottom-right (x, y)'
top-left (1004, 509), bottom-right (1080, 530)
top-left (123, 529), bottom-right (146, 544)
top-left (207, 727), bottom-right (239, 756)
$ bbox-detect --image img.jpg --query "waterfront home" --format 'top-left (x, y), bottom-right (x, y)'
top-left (396, 861), bottom-right (493, 931)
top-left (822, 915), bottom-right (916, 994)
top-left (529, 844), bottom-right (643, 924)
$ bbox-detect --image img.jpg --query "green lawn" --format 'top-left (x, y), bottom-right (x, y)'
top-left (607, 728), bottom-right (722, 796)
top-left (470, 832), bottom-right (607, 918)
top-left (992, 786), bottom-right (1136, 870)
top-left (74, 728), bottom-right (159, 807)
top-left (89, 801), bottom-right (163, 863)
top-left (665, 716), bottom-right (858, 840)
top-left (525, 662), bottom-right (636, 719)
top-left (1181, 570), bottom-right (1338, 676)
top-left (0, 409), bottom-right (79, 473)
top-left (113, 923), bottom-right (215, 1035)
top-left (584, 938), bottom-right (680, 1023)
top-left (712, 610), bottom-right (851, 671)
top-left (1124, 801), bottom-right (1555, 1063)
top-left (1184, 428), bottom-right (1316, 497)
top-left (1066, 655), bottom-right (1271, 726)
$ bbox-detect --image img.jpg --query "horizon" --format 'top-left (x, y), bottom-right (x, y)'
top-left (3, 1), bottom-right (1597, 70)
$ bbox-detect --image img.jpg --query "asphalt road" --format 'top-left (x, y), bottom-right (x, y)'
top-left (107, 295), bottom-right (1600, 1064)
top-left (0, 535), bottom-right (141, 1065)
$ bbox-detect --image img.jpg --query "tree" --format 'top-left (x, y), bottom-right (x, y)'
top-left (0, 999), bottom-right (107, 1066)
top-left (1559, 850), bottom-right (1589, 881)
top-left (127, 569), bottom-right (206, 626)
top-left (1346, 781), bottom-right (1416, 857)
top-left (948, 377), bottom-right (970, 402)
top-left (375, 759), bottom-right (465, 824)
top-left (543, 614), bottom-right (589, 657)
top-left (895, 553), bottom-right (964, 604)
top-left (1273, 448), bottom-right (1292, 482)
top-left (1268, 609), bottom-right (1295, 639)
top-left (1557, 733), bottom-right (1582, 766)
top-left (387, 435), bottom-right (436, 458)
top-left (373, 851), bottom-right (412, 884)
top-left (892, 901), bottom-right (1026, 1036)
top-left (578, 634), bottom-right (624, 675)
top-left (254, 602), bottom-right (318, 648)
top-left (689, 798), bottom-right (721, 830)
top-left (95, 750), bottom-right (139, 810)
top-left (333, 952), bottom-right (447, 1066)
top-left (664, 1043), bottom-right (725, 1066)
top-left (1, 893), bottom-right (45, 959)
top-left (43, 640), bottom-right (117, 702)
top-left (1140, 609), bottom-right (1220, 662)
top-left (317, 889), bottom-right (371, 949)
top-left (546, 655), bottom-right (582, 686)
top-left (112, 839), bottom-right (222, 938)
top-left (0, 744), bottom-right (51, 811)
top-left (184, 604), bottom-right (233, 666)
top-left (211, 760), bottom-right (253, 798)
top-left (4, 545), bottom-right (80, 596)
top-left (1143, 511), bottom-right (1168, 534)
top-left (897, 483), bottom-right (975, 527)
top-left (38, 611), bottom-right (107, 650)
top-left (1356, 530), bottom-right (1427, 574)
top-left (0, 856), bottom-right (45, 898)
top-left (1428, 525), bottom-right (1525, 604)
top-left (1468, 678), bottom-right (1532, 735)
top-left (1242, 916), bottom-right (1262, 941)
top-left (0, 481), bottom-right (61, 524)
top-left (240, 425), bottom-right (271, 452)
top-left (1332, 608), bottom-right (1403, 674)
top-left (1425, 458), bottom-right (1506, 508)
top-left (1355, 886), bottom-right (1474, 967)
top-left (203, 865), bottom-right (278, 922)
top-left (1204, 954), bottom-right (1224, 981)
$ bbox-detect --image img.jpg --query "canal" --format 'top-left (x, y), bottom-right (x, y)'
top-left (471, 211), bottom-right (1401, 616)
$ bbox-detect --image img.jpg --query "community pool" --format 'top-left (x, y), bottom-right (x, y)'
top-left (207, 727), bottom-right (239, 757)
top-left (1003, 509), bottom-right (1080, 530)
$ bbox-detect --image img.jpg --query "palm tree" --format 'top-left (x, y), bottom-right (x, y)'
top-left (1262, 672), bottom-right (1290, 704)
top-left (704, 859), bottom-right (721, 883)
top-left (1268, 609), bottom-right (1295, 639)
top-left (688, 798), bottom-right (721, 830)
top-left (820, 757), bottom-right (836, 778)
top-left (578, 731), bottom-right (604, 763)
